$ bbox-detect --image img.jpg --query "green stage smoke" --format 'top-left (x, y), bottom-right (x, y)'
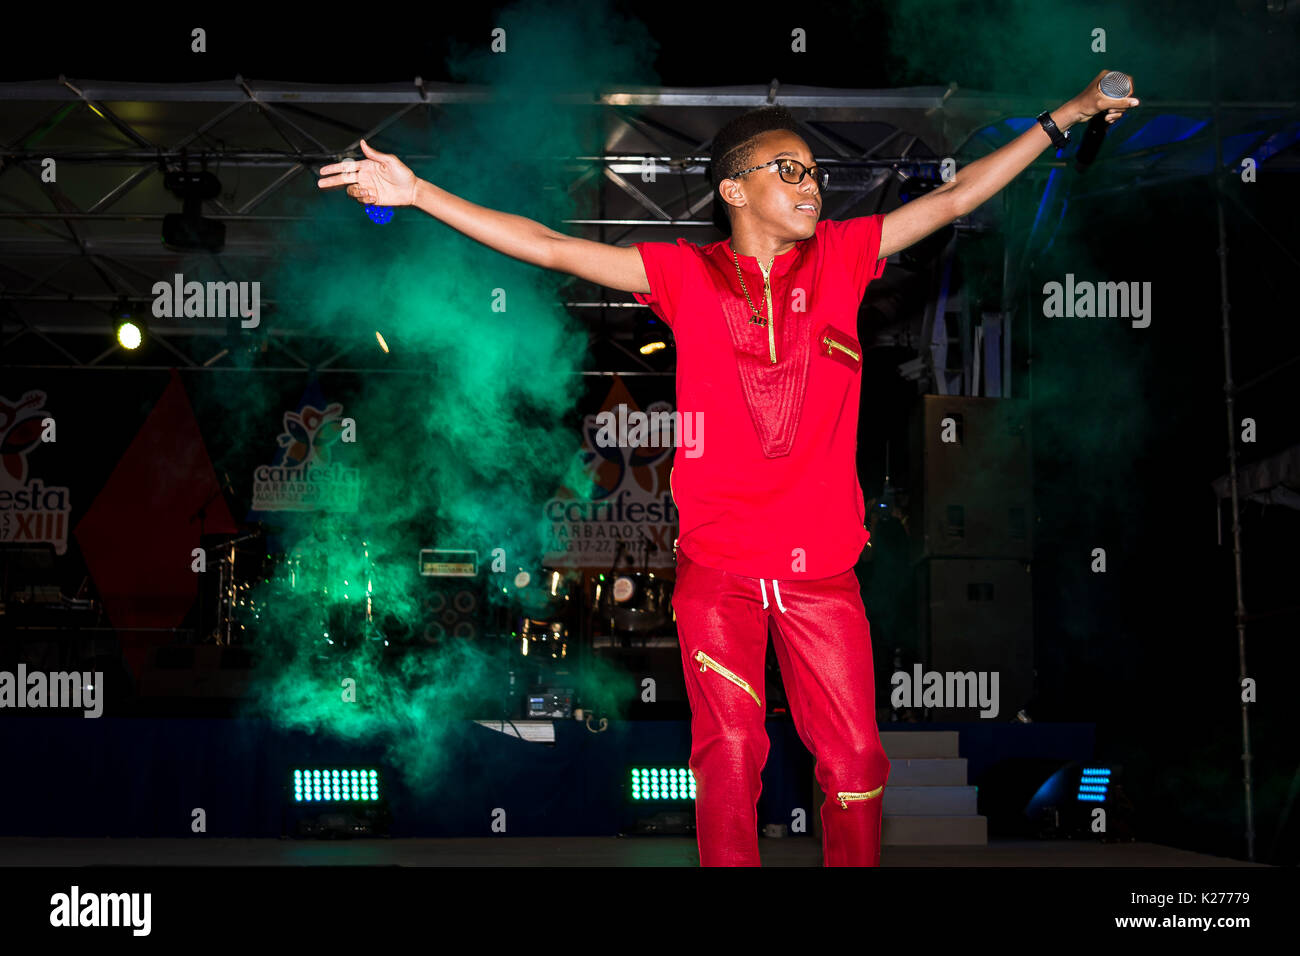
top-left (228, 0), bottom-right (659, 791)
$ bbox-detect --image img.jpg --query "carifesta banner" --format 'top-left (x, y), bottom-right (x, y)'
top-left (544, 375), bottom-right (680, 573)
top-left (249, 379), bottom-right (360, 515)
top-left (0, 390), bottom-right (71, 554)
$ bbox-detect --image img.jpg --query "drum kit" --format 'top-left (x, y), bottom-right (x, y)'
top-left (590, 537), bottom-right (674, 645)
top-left (507, 566), bottom-right (576, 660)
top-left (438, 536), bottom-right (677, 658)
top-left (214, 521), bottom-right (680, 720)
top-left (214, 519), bottom-right (382, 653)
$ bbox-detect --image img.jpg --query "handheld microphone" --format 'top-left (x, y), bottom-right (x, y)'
top-left (1074, 71), bottom-right (1132, 174)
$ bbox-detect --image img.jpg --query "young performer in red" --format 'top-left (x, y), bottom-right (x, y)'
top-left (319, 70), bottom-right (1137, 866)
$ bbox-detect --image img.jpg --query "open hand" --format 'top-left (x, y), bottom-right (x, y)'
top-left (317, 139), bottom-right (418, 206)
top-left (1072, 69), bottom-right (1140, 126)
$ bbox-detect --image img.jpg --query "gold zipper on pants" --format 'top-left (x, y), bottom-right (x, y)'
top-left (836, 786), bottom-right (884, 808)
top-left (822, 336), bottom-right (860, 362)
top-left (693, 650), bottom-right (762, 707)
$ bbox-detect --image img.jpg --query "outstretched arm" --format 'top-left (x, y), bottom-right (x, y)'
top-left (317, 140), bottom-right (650, 293)
top-left (877, 70), bottom-right (1140, 259)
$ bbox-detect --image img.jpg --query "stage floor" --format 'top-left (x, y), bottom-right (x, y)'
top-left (0, 837), bottom-right (1262, 867)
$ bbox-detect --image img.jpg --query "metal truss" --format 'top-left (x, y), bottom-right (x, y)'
top-left (1, 77), bottom-right (1295, 379)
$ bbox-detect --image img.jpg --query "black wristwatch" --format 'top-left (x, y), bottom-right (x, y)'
top-left (1036, 110), bottom-right (1070, 149)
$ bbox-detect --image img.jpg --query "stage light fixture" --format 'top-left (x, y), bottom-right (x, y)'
top-left (162, 160), bottom-right (226, 253)
top-left (116, 321), bottom-right (142, 350)
top-left (1018, 761), bottom-right (1133, 840)
top-left (1076, 766), bottom-right (1111, 802)
top-left (286, 767), bottom-right (391, 839)
top-left (629, 766), bottom-right (696, 802)
top-left (111, 298), bottom-right (143, 350)
top-left (624, 766), bottom-right (697, 836)
top-left (635, 316), bottom-right (670, 356)
top-left (292, 767), bottom-right (381, 803)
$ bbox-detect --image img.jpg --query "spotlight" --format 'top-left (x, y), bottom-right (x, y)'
top-left (635, 316), bottom-right (670, 356)
top-left (117, 322), bottom-right (142, 350)
top-left (162, 159), bottom-right (225, 253)
top-left (112, 298), bottom-right (143, 350)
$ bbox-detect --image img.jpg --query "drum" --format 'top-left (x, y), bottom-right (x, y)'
top-left (600, 572), bottom-right (674, 634)
top-left (509, 567), bottom-right (576, 621)
top-left (508, 567), bottom-right (577, 657)
top-left (517, 615), bottom-right (568, 660)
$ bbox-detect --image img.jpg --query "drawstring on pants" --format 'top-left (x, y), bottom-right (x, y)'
top-left (759, 578), bottom-right (787, 613)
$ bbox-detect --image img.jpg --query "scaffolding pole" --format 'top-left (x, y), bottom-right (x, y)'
top-left (1211, 34), bottom-right (1255, 864)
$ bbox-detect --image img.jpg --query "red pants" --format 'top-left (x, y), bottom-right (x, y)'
top-left (672, 549), bottom-right (890, 866)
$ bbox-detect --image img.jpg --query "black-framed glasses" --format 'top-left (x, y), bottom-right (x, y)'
top-left (730, 157), bottom-right (829, 191)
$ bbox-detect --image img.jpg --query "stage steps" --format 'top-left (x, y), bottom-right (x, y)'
top-left (879, 731), bottom-right (987, 846)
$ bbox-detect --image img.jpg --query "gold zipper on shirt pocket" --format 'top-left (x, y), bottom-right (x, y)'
top-left (694, 650), bottom-right (762, 707)
top-left (836, 786), bottom-right (884, 808)
top-left (822, 335), bottom-right (860, 363)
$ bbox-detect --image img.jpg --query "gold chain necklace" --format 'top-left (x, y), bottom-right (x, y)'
top-left (731, 246), bottom-right (779, 365)
top-left (730, 247), bottom-right (771, 326)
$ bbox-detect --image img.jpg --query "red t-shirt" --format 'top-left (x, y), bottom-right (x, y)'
top-left (634, 215), bottom-right (887, 580)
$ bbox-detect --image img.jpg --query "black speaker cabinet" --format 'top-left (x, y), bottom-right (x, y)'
top-left (908, 396), bottom-right (1032, 562)
top-left (417, 577), bottom-right (494, 644)
top-left (915, 558), bottom-right (1033, 722)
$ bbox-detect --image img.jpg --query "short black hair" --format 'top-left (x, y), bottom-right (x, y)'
top-left (709, 106), bottom-right (804, 234)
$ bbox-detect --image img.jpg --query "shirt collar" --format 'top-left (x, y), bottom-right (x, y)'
top-left (724, 235), bottom-right (809, 278)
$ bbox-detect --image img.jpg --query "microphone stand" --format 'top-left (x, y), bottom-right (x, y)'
top-left (607, 540), bottom-right (625, 646)
top-left (188, 482), bottom-right (227, 644)
top-left (638, 531), bottom-right (656, 575)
